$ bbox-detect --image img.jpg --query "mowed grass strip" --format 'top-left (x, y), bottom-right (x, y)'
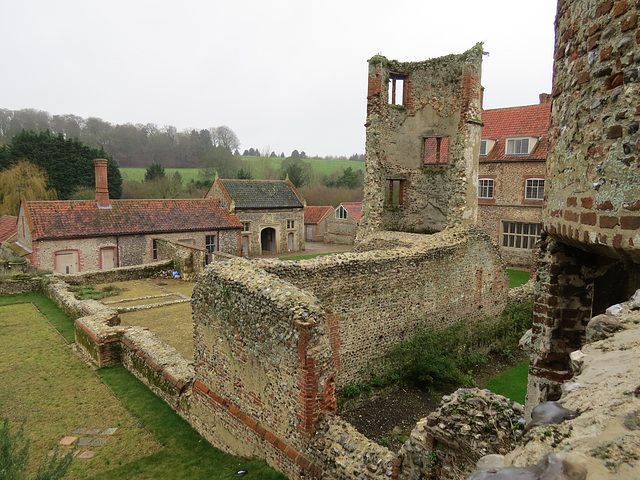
top-left (507, 269), bottom-right (530, 288)
top-left (1, 294), bottom-right (286, 479)
top-left (95, 366), bottom-right (287, 480)
top-left (485, 360), bottom-right (530, 405)
top-left (0, 303), bottom-right (161, 479)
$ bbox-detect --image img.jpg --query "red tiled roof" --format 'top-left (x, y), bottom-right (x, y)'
top-left (0, 216), bottom-right (17, 242)
top-left (481, 103), bottom-right (551, 162)
top-left (341, 202), bottom-right (363, 223)
top-left (24, 199), bottom-right (242, 241)
top-left (305, 206), bottom-right (332, 224)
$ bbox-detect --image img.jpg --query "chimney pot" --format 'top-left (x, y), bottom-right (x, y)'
top-left (94, 159), bottom-right (110, 208)
top-left (539, 93), bottom-right (552, 105)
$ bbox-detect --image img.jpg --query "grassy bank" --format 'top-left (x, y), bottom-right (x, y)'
top-left (0, 293), bottom-right (285, 480)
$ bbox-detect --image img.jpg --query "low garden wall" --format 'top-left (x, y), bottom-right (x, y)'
top-left (0, 276), bottom-right (43, 296)
top-left (60, 260), bottom-right (174, 286)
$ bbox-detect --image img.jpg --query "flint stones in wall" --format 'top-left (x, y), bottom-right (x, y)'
top-left (397, 388), bottom-right (525, 480)
top-left (585, 314), bottom-right (623, 343)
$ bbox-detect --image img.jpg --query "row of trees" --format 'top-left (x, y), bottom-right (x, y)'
top-left (0, 108), bottom-right (365, 170)
top-left (0, 108), bottom-right (240, 169)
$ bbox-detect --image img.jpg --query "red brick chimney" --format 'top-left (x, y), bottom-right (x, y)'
top-left (94, 159), bottom-right (111, 208)
top-left (539, 93), bottom-right (552, 105)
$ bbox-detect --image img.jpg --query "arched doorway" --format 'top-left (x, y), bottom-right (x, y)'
top-left (261, 227), bottom-right (276, 253)
top-left (287, 232), bottom-right (294, 251)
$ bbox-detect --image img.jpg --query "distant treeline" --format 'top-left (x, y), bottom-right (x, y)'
top-left (0, 108), bottom-right (364, 168)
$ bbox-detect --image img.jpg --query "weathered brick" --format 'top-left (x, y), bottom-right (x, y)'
top-left (564, 210), bottom-right (579, 222)
top-left (581, 197), bottom-right (594, 209)
top-left (599, 216), bottom-right (619, 228)
top-left (580, 212), bottom-right (597, 225)
top-left (620, 216), bottom-right (640, 229)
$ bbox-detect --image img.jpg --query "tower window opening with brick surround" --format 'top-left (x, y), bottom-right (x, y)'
top-left (388, 73), bottom-right (405, 105)
top-left (387, 179), bottom-right (405, 206)
top-left (423, 136), bottom-right (449, 164)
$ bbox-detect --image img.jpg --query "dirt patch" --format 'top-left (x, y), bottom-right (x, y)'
top-left (338, 352), bottom-right (527, 451)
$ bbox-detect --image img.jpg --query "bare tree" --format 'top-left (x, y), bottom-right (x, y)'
top-left (211, 125), bottom-right (240, 152)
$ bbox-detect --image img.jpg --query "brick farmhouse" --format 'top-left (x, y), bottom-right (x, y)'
top-left (15, 159), bottom-right (242, 273)
top-left (477, 96), bottom-right (551, 266)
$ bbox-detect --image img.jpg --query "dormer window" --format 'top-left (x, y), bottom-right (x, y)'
top-left (480, 139), bottom-right (496, 157)
top-left (336, 205), bottom-right (348, 219)
top-left (506, 137), bottom-right (537, 155)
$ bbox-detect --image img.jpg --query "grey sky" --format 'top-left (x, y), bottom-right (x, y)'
top-left (3, 0), bottom-right (557, 158)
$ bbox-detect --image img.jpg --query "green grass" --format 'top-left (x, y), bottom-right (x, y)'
top-left (94, 367), bottom-right (286, 480)
top-left (279, 252), bottom-right (346, 260)
top-left (120, 157), bottom-right (365, 183)
top-left (484, 360), bottom-right (530, 404)
top-left (0, 292), bottom-right (76, 342)
top-left (0, 293), bottom-right (286, 480)
top-left (507, 269), bottom-right (530, 288)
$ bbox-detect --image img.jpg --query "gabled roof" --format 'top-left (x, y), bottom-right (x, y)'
top-left (339, 202), bottom-right (363, 223)
top-left (305, 206), bottom-right (332, 225)
top-left (213, 179), bottom-right (305, 210)
top-left (0, 216), bottom-right (17, 242)
top-left (481, 103), bottom-right (551, 162)
top-left (23, 199), bottom-right (242, 241)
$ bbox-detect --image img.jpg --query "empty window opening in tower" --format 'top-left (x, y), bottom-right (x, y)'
top-left (388, 74), bottom-right (405, 105)
top-left (387, 179), bottom-right (405, 206)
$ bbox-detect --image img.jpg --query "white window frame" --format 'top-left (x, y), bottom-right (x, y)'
top-left (242, 222), bottom-right (250, 232)
top-left (205, 235), bottom-right (218, 253)
top-left (502, 222), bottom-right (541, 250)
top-left (480, 140), bottom-right (487, 156)
top-left (336, 205), bottom-right (348, 219)
top-left (525, 178), bottom-right (545, 200)
top-left (506, 137), bottom-right (531, 155)
top-left (478, 178), bottom-right (494, 199)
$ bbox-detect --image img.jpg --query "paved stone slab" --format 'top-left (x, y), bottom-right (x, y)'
top-left (101, 427), bottom-right (118, 435)
top-left (85, 428), bottom-right (102, 435)
top-left (71, 427), bottom-right (86, 435)
top-left (77, 437), bottom-right (92, 447)
top-left (76, 451), bottom-right (95, 459)
top-left (90, 438), bottom-right (106, 447)
top-left (58, 436), bottom-right (77, 446)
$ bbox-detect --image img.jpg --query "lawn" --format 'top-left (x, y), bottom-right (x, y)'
top-left (507, 269), bottom-right (530, 288)
top-left (0, 293), bottom-right (285, 480)
top-left (120, 157), bottom-right (365, 183)
top-left (484, 360), bottom-right (530, 404)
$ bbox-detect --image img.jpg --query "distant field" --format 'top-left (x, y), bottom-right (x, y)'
top-left (121, 156), bottom-right (365, 182)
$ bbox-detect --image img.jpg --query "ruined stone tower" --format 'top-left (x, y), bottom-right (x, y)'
top-left (527, 0), bottom-right (640, 412)
top-left (359, 44), bottom-right (484, 236)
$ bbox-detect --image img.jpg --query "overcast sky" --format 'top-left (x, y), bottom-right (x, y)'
top-left (3, 0), bottom-right (558, 158)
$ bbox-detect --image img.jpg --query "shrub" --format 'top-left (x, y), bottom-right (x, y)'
top-left (0, 418), bottom-right (73, 480)
top-left (388, 299), bottom-right (534, 390)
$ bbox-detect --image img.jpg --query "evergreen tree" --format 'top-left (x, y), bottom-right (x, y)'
top-left (144, 161), bottom-right (166, 182)
top-left (0, 130), bottom-right (122, 199)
